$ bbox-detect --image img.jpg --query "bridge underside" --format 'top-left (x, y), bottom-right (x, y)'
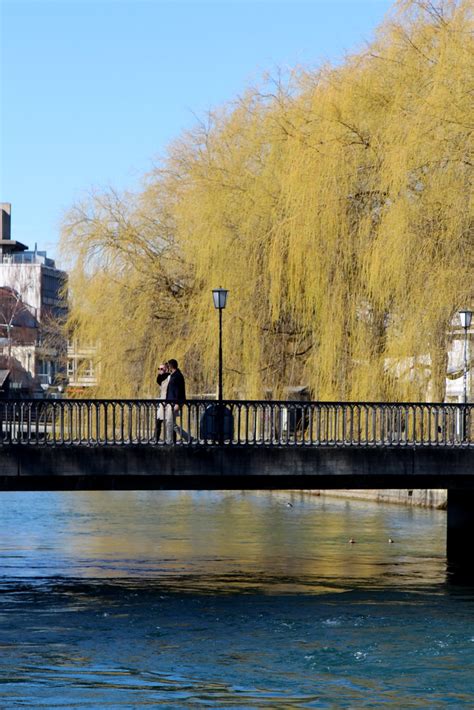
top-left (0, 445), bottom-right (472, 491)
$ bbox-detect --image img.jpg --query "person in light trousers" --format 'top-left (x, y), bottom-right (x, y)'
top-left (155, 362), bottom-right (170, 441)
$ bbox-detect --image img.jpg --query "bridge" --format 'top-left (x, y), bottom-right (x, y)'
top-left (1, 398), bottom-right (473, 571)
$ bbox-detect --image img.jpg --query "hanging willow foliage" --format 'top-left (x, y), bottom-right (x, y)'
top-left (61, 0), bottom-right (473, 400)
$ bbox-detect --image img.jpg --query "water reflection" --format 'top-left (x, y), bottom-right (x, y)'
top-left (1, 492), bottom-right (473, 707)
top-left (0, 491), bottom-right (447, 591)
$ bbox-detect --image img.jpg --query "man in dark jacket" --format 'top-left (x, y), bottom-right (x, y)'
top-left (166, 359), bottom-right (186, 403)
top-left (165, 359), bottom-right (190, 443)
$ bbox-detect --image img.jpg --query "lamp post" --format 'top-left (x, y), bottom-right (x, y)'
top-left (212, 288), bottom-right (228, 405)
top-left (459, 309), bottom-right (472, 443)
top-left (459, 310), bottom-right (472, 404)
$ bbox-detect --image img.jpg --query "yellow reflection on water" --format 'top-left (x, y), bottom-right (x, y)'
top-left (42, 490), bottom-right (447, 591)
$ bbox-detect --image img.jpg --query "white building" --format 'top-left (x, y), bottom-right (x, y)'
top-left (446, 320), bottom-right (472, 403)
top-left (66, 338), bottom-right (97, 392)
top-left (0, 203), bottom-right (67, 394)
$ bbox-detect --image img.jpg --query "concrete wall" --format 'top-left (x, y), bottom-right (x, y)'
top-left (312, 488), bottom-right (447, 509)
top-left (0, 263), bottom-right (41, 315)
top-left (0, 445), bottom-right (471, 492)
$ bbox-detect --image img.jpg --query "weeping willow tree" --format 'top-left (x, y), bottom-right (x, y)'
top-left (62, 187), bottom-right (192, 397)
top-left (62, 0), bottom-right (473, 400)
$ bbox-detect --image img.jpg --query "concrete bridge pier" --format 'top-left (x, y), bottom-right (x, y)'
top-left (447, 489), bottom-right (474, 581)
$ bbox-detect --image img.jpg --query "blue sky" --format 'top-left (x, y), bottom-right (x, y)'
top-left (1, 0), bottom-right (392, 262)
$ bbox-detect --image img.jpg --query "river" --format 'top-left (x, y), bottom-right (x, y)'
top-left (1, 491), bottom-right (473, 707)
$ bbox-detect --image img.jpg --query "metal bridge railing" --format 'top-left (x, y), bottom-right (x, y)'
top-left (0, 399), bottom-right (472, 448)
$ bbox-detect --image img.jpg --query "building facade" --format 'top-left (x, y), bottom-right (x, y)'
top-left (0, 203), bottom-right (67, 395)
top-left (446, 322), bottom-right (473, 403)
top-left (66, 338), bottom-right (97, 393)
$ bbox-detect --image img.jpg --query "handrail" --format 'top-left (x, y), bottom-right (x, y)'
top-left (0, 399), bottom-right (472, 448)
top-left (0, 397), bottom-right (468, 406)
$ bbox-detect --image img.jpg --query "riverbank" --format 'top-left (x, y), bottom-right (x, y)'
top-left (315, 489), bottom-right (447, 509)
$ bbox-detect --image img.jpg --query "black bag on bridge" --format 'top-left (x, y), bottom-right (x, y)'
top-left (199, 405), bottom-right (233, 442)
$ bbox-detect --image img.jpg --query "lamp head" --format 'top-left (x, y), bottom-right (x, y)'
top-left (459, 310), bottom-right (473, 329)
top-left (212, 288), bottom-right (228, 310)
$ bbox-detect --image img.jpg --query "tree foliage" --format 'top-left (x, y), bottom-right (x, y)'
top-left (61, 0), bottom-right (473, 400)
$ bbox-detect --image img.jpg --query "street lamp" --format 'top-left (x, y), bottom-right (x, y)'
top-left (459, 310), bottom-right (472, 404)
top-left (212, 288), bottom-right (228, 405)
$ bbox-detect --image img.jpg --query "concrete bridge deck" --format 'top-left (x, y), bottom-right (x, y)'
top-left (0, 443), bottom-right (472, 492)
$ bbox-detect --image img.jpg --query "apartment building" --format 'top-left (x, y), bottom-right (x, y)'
top-left (66, 338), bottom-right (97, 394)
top-left (446, 319), bottom-right (473, 403)
top-left (0, 203), bottom-right (67, 395)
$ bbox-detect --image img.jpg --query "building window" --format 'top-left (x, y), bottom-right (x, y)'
top-left (41, 273), bottom-right (62, 301)
top-left (77, 359), bottom-right (94, 378)
top-left (37, 358), bottom-right (52, 384)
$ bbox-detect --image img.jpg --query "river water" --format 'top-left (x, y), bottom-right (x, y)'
top-left (0, 491), bottom-right (473, 708)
